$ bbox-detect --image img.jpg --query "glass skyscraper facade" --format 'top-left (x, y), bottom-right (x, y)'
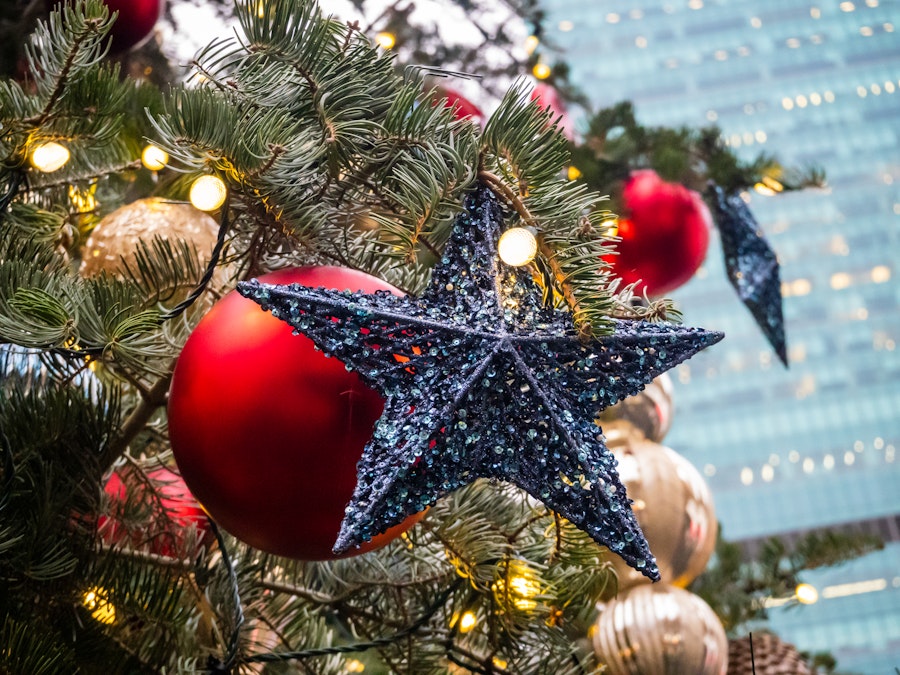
top-left (539, 0), bottom-right (900, 671)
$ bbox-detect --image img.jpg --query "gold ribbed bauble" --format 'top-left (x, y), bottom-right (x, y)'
top-left (593, 583), bottom-right (728, 675)
top-left (727, 634), bottom-right (811, 675)
top-left (80, 198), bottom-right (220, 279)
top-left (599, 373), bottom-right (673, 443)
top-left (607, 424), bottom-right (717, 589)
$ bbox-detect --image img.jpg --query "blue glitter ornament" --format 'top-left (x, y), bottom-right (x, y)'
top-left (708, 185), bottom-right (787, 366)
top-left (238, 185), bottom-right (723, 580)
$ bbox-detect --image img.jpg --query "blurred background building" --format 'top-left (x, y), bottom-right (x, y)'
top-left (540, 0), bottom-right (900, 670)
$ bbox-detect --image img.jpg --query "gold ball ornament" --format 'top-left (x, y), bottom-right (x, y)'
top-left (593, 583), bottom-right (728, 675)
top-left (80, 198), bottom-right (220, 281)
top-left (599, 373), bottom-right (674, 443)
top-left (727, 633), bottom-right (811, 675)
top-left (607, 426), bottom-right (717, 589)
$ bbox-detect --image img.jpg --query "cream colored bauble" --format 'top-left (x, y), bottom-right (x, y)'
top-left (607, 425), bottom-right (717, 589)
top-left (593, 583), bottom-right (728, 675)
top-left (80, 198), bottom-right (220, 282)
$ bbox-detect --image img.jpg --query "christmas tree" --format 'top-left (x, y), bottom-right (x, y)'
top-left (0, 1), bottom-right (861, 672)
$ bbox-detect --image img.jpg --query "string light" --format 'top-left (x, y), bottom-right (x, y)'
top-left (532, 63), bottom-right (551, 80)
top-left (345, 659), bottom-right (366, 672)
top-left (82, 587), bottom-right (117, 624)
top-left (30, 141), bottom-right (70, 172)
top-left (141, 144), bottom-right (169, 171)
top-left (493, 560), bottom-right (541, 611)
top-left (795, 583), bottom-right (819, 605)
top-left (566, 165), bottom-right (582, 180)
top-left (456, 610), bottom-right (477, 632)
top-left (189, 175), bottom-right (227, 211)
top-left (507, 574), bottom-right (540, 611)
top-left (68, 183), bottom-right (97, 213)
top-left (524, 35), bottom-right (539, 54)
top-left (374, 32), bottom-right (395, 49)
top-left (497, 227), bottom-right (538, 266)
top-left (602, 218), bottom-right (619, 237)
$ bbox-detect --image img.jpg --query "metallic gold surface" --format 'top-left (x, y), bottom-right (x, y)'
top-left (80, 198), bottom-right (219, 278)
top-left (593, 583), bottom-right (728, 675)
top-left (607, 425), bottom-right (718, 589)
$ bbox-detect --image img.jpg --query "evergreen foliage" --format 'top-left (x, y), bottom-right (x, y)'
top-left (569, 100), bottom-right (825, 210)
top-left (691, 527), bottom-right (883, 636)
top-left (0, 0), bottom-right (863, 672)
top-left (0, 1), bottom-right (629, 670)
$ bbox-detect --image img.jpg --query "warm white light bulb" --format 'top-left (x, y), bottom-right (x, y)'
top-left (753, 182), bottom-right (776, 196)
top-left (30, 141), bottom-right (70, 172)
top-left (189, 175), bottom-right (227, 211)
top-left (795, 583), bottom-right (819, 605)
top-left (375, 32), bottom-right (396, 49)
top-left (532, 63), bottom-right (552, 80)
top-left (141, 144), bottom-right (169, 171)
top-left (498, 227), bottom-right (538, 266)
top-left (83, 587), bottom-right (117, 624)
top-left (458, 611), bottom-right (477, 632)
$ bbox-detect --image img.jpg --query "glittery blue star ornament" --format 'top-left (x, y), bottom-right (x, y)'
top-left (709, 185), bottom-right (788, 366)
top-left (237, 185), bottom-right (723, 580)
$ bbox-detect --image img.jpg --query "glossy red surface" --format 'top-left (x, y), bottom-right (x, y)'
top-left (102, 465), bottom-right (209, 558)
top-left (168, 267), bottom-right (422, 559)
top-left (605, 170), bottom-right (711, 297)
top-left (103, 0), bottom-right (164, 54)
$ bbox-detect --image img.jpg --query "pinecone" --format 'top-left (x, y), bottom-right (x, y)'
top-left (727, 634), bottom-right (812, 675)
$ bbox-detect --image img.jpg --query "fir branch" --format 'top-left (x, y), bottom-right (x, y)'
top-left (239, 578), bottom-right (462, 666)
top-left (0, 616), bottom-right (78, 674)
top-left (25, 159), bottom-right (141, 191)
top-left (24, 0), bottom-right (113, 128)
top-left (158, 201), bottom-right (231, 322)
top-left (108, 369), bottom-right (173, 461)
top-left (0, 170), bottom-right (25, 214)
top-left (479, 85), bottom-right (625, 336)
top-left (481, 168), bottom-right (591, 328)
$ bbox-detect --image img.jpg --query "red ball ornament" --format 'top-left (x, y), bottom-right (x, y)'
top-left (436, 86), bottom-right (484, 125)
top-left (605, 170), bottom-right (711, 297)
top-left (101, 465), bottom-right (210, 558)
top-left (167, 267), bottom-right (424, 560)
top-left (102, 0), bottom-right (164, 54)
top-left (531, 83), bottom-right (575, 141)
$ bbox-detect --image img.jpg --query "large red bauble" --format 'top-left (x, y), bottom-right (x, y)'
top-left (102, 0), bottom-right (164, 54)
top-left (605, 170), bottom-right (711, 297)
top-left (101, 465), bottom-right (210, 558)
top-left (168, 267), bottom-right (423, 560)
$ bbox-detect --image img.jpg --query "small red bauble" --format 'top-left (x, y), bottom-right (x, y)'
top-left (102, 0), bottom-right (164, 54)
top-left (167, 267), bottom-right (423, 560)
top-left (605, 170), bottom-right (711, 297)
top-left (101, 465), bottom-right (210, 558)
top-left (531, 83), bottom-right (575, 141)
top-left (436, 87), bottom-right (484, 125)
